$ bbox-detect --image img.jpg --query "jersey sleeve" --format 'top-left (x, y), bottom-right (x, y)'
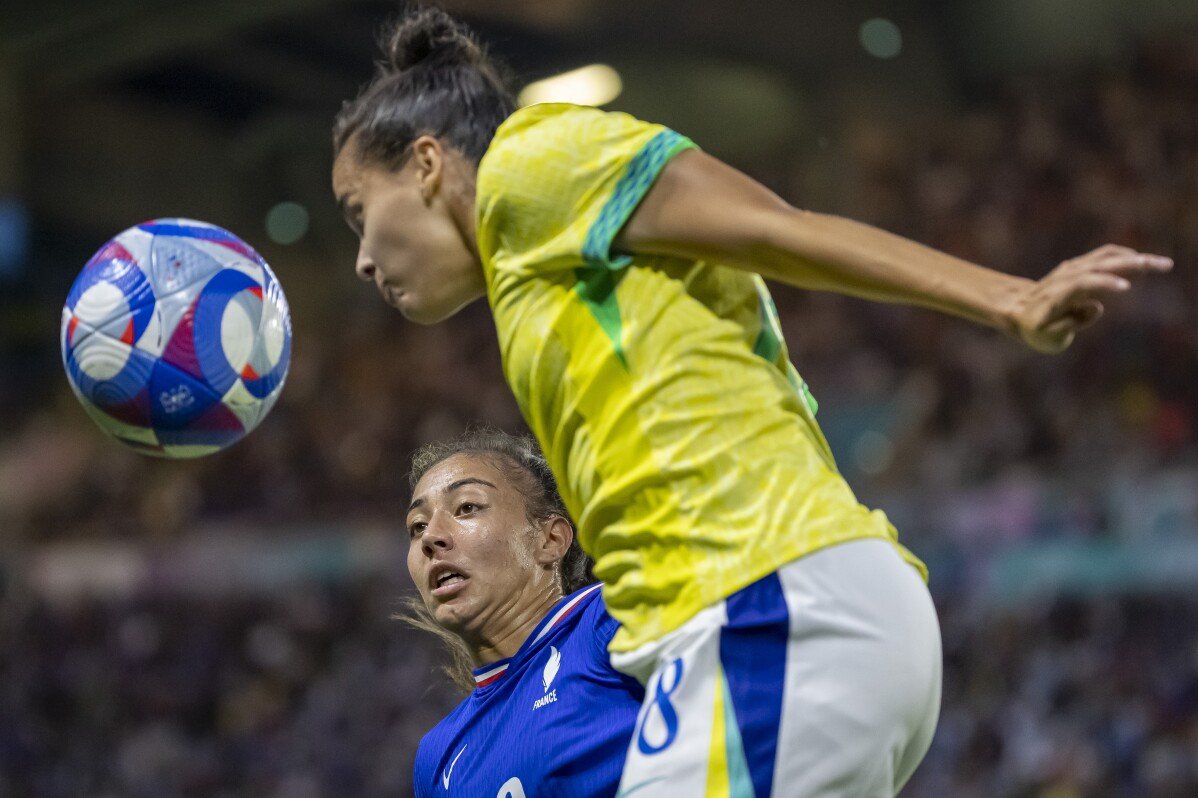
top-left (476, 103), bottom-right (697, 277)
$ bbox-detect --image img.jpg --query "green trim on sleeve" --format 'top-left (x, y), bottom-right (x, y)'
top-left (573, 127), bottom-right (694, 369)
top-left (754, 280), bottom-right (819, 416)
top-left (799, 379), bottom-right (820, 416)
top-left (751, 282), bottom-right (784, 364)
top-left (582, 129), bottom-right (697, 269)
top-left (573, 266), bottom-right (628, 368)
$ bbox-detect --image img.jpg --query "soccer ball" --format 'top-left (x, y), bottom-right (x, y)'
top-left (60, 219), bottom-right (292, 458)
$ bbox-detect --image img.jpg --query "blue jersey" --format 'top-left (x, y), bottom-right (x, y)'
top-left (414, 584), bottom-right (644, 798)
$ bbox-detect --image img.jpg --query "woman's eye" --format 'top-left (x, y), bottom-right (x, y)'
top-left (458, 503), bottom-right (478, 514)
top-left (408, 522), bottom-right (426, 538)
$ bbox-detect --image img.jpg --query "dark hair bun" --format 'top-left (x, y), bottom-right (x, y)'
top-left (384, 6), bottom-right (483, 73)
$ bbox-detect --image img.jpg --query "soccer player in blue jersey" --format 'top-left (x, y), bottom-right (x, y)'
top-left (404, 430), bottom-right (644, 797)
top-left (333, 7), bottom-right (1173, 796)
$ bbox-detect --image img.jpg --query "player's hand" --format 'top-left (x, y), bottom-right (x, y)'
top-left (1009, 244), bottom-right (1173, 354)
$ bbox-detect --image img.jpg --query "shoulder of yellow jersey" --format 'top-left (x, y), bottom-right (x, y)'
top-left (475, 103), bottom-right (696, 277)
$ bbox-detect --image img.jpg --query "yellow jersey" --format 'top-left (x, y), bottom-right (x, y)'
top-left (476, 103), bottom-right (925, 652)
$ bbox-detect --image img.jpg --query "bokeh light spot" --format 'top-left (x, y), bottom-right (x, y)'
top-left (860, 18), bottom-right (903, 60)
top-left (265, 202), bottom-right (309, 246)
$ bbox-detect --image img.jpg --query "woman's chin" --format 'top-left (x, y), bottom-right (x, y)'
top-left (394, 295), bottom-right (439, 324)
top-left (400, 298), bottom-right (471, 325)
top-left (434, 605), bottom-right (475, 634)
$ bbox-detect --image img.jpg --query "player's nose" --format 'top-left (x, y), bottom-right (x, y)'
top-left (355, 249), bottom-right (376, 282)
top-left (422, 513), bottom-right (454, 555)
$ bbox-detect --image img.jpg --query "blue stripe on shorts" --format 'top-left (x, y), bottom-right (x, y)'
top-left (718, 572), bottom-right (791, 798)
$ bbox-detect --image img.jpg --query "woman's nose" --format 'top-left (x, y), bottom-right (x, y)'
top-left (355, 250), bottom-right (376, 282)
top-left (422, 515), bottom-right (453, 554)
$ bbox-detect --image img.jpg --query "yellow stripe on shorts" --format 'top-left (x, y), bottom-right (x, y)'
top-left (706, 664), bottom-right (755, 797)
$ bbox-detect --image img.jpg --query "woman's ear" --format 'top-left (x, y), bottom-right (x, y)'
top-left (411, 135), bottom-right (444, 203)
top-left (535, 515), bottom-right (573, 566)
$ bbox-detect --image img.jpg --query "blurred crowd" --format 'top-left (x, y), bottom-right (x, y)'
top-left (1, 32), bottom-right (1197, 798)
top-left (913, 595), bottom-right (1198, 797)
top-left (0, 578), bottom-right (452, 797)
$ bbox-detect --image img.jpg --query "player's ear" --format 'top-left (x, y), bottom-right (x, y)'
top-left (535, 515), bottom-right (573, 566)
top-left (411, 135), bottom-right (444, 203)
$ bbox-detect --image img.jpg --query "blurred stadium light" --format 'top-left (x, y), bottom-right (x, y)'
top-left (517, 64), bottom-right (622, 107)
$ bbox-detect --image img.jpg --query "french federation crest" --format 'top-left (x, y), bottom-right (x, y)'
top-left (543, 646), bottom-right (561, 692)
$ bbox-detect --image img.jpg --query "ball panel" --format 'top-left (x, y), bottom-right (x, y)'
top-left (220, 291), bottom-right (261, 374)
top-left (147, 358), bottom-right (223, 431)
top-left (155, 400), bottom-right (246, 450)
top-left (242, 329), bottom-right (291, 401)
top-left (242, 271), bottom-right (292, 401)
top-left (138, 281), bottom-right (203, 360)
top-left (77, 400), bottom-right (160, 449)
top-left (64, 309), bottom-right (137, 367)
top-left (220, 378), bottom-right (267, 433)
top-left (72, 281), bottom-right (128, 329)
top-left (149, 235), bottom-right (223, 297)
top-left (259, 278), bottom-right (289, 367)
top-left (94, 387), bottom-right (154, 428)
top-left (188, 237), bottom-right (267, 283)
top-left (191, 268), bottom-right (263, 396)
top-left (65, 323), bottom-right (156, 410)
top-left (111, 226), bottom-right (154, 268)
top-left (158, 293), bottom-right (205, 380)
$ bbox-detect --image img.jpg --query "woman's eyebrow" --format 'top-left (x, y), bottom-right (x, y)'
top-left (408, 478), bottom-right (497, 512)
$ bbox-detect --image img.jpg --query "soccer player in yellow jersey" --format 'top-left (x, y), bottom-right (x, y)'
top-left (331, 8), bottom-right (1173, 797)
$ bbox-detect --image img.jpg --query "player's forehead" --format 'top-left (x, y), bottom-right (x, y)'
top-left (409, 453), bottom-right (512, 509)
top-left (331, 145), bottom-right (362, 200)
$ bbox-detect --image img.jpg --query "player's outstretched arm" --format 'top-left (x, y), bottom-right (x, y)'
top-left (615, 149), bottom-right (1173, 354)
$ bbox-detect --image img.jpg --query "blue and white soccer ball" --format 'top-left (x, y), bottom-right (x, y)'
top-left (60, 219), bottom-right (291, 458)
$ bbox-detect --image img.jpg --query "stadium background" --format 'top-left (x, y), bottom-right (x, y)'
top-left (1, 0), bottom-right (1196, 795)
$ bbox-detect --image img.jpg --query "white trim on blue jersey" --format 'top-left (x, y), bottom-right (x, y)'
top-left (471, 584), bottom-right (604, 689)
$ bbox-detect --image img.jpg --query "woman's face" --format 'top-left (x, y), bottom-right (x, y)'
top-left (332, 136), bottom-right (485, 324)
top-left (406, 454), bottom-right (567, 638)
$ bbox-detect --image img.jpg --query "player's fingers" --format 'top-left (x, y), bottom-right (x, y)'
top-left (1051, 271), bottom-right (1132, 304)
top-left (1088, 243), bottom-right (1138, 260)
top-left (1089, 250), bottom-right (1174, 276)
top-left (1059, 247), bottom-right (1173, 278)
top-left (1059, 244), bottom-right (1134, 270)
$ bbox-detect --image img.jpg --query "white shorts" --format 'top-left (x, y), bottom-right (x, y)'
top-left (612, 538), bottom-right (942, 798)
